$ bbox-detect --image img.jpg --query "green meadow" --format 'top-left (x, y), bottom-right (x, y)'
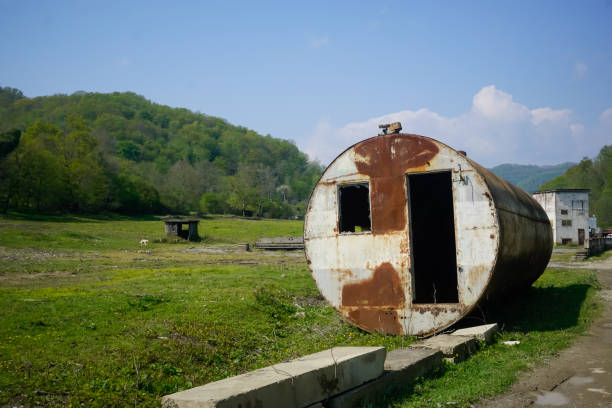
top-left (0, 214), bottom-right (602, 407)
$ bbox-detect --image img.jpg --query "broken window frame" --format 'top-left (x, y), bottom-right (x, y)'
top-left (337, 181), bottom-right (372, 234)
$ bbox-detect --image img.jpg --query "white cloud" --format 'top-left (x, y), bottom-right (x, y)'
top-left (570, 123), bottom-right (585, 137)
top-left (574, 62), bottom-right (588, 78)
top-left (569, 123), bottom-right (585, 145)
top-left (600, 108), bottom-right (612, 123)
top-left (303, 118), bottom-right (334, 160)
top-left (307, 35), bottom-right (329, 49)
top-left (531, 107), bottom-right (572, 125)
top-left (472, 85), bottom-right (529, 122)
top-left (301, 86), bottom-right (607, 167)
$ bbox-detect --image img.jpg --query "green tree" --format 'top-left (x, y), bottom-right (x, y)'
top-left (116, 140), bottom-right (141, 160)
top-left (0, 86), bottom-right (24, 106)
top-left (8, 122), bottom-right (65, 210)
top-left (199, 192), bottom-right (228, 214)
top-left (540, 145), bottom-right (612, 227)
top-left (58, 114), bottom-right (110, 211)
top-left (0, 129), bottom-right (20, 159)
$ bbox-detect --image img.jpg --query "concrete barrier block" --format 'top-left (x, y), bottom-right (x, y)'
top-left (325, 348), bottom-right (443, 408)
top-left (162, 347), bottom-right (386, 408)
top-left (451, 323), bottom-right (498, 344)
top-left (384, 347), bottom-right (443, 376)
top-left (412, 334), bottom-right (477, 363)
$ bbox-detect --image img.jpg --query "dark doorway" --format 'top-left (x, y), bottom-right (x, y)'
top-left (338, 183), bottom-right (371, 233)
top-left (578, 229), bottom-right (585, 246)
top-left (407, 171), bottom-right (458, 303)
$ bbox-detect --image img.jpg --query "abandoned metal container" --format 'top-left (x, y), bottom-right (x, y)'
top-left (303, 132), bottom-right (553, 337)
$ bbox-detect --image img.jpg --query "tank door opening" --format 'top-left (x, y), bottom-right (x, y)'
top-left (407, 171), bottom-right (459, 303)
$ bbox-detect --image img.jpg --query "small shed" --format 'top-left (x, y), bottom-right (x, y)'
top-left (163, 217), bottom-right (200, 241)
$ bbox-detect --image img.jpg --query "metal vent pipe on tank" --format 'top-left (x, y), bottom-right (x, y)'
top-left (303, 130), bottom-right (552, 337)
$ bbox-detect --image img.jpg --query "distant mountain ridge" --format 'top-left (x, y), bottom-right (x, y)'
top-left (489, 162), bottom-right (576, 193)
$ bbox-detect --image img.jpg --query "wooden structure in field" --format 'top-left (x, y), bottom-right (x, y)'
top-left (254, 237), bottom-right (304, 250)
top-left (163, 217), bottom-right (200, 241)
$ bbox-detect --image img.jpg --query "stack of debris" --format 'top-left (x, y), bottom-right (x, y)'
top-left (254, 237), bottom-right (304, 250)
top-left (572, 248), bottom-right (589, 261)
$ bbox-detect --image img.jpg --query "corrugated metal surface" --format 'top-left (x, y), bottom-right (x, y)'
top-left (303, 133), bottom-right (552, 337)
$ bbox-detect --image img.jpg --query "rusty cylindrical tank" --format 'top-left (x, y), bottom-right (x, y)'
top-left (303, 132), bottom-right (552, 337)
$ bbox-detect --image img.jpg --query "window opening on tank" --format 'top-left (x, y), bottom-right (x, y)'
top-left (337, 182), bottom-right (372, 234)
top-left (407, 170), bottom-right (459, 304)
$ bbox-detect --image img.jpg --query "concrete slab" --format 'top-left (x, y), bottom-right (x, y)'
top-left (451, 323), bottom-right (498, 344)
top-left (384, 348), bottom-right (443, 375)
top-left (162, 347), bottom-right (386, 408)
top-left (325, 348), bottom-right (443, 408)
top-left (412, 334), bottom-right (477, 363)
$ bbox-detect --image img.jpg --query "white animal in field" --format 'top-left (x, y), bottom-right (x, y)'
top-left (140, 239), bottom-right (149, 246)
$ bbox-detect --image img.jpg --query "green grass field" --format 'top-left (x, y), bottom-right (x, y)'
top-left (0, 214), bottom-right (603, 407)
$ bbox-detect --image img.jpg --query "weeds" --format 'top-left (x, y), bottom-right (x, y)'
top-left (0, 215), bottom-right (603, 407)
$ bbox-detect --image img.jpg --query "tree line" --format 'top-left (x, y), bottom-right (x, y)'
top-left (0, 87), bottom-right (323, 217)
top-left (540, 145), bottom-right (612, 227)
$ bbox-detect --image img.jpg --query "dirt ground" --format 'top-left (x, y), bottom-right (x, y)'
top-left (477, 256), bottom-right (612, 408)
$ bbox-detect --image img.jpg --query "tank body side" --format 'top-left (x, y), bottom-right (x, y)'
top-left (470, 162), bottom-right (553, 300)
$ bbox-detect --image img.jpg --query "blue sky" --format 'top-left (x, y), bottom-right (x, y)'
top-left (1, 1), bottom-right (611, 166)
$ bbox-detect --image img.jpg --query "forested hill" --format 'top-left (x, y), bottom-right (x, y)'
top-left (540, 145), bottom-right (612, 227)
top-left (0, 86), bottom-right (323, 217)
top-left (489, 162), bottom-right (575, 193)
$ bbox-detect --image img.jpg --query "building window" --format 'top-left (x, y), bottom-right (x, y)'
top-left (560, 209), bottom-right (568, 215)
top-left (338, 182), bottom-right (371, 233)
top-left (561, 219), bottom-right (572, 226)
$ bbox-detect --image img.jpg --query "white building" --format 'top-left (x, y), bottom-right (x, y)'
top-left (532, 189), bottom-right (590, 245)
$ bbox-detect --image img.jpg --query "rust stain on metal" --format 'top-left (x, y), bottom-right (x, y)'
top-left (399, 238), bottom-right (409, 254)
top-left (353, 134), bottom-right (439, 233)
top-left (341, 262), bottom-right (405, 307)
top-left (466, 265), bottom-right (488, 293)
top-left (336, 268), bottom-right (355, 281)
top-left (368, 176), bottom-right (406, 234)
top-left (347, 309), bottom-right (402, 335)
top-left (411, 305), bottom-right (461, 317)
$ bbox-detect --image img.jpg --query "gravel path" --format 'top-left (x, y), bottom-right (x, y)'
top-left (476, 257), bottom-right (612, 407)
